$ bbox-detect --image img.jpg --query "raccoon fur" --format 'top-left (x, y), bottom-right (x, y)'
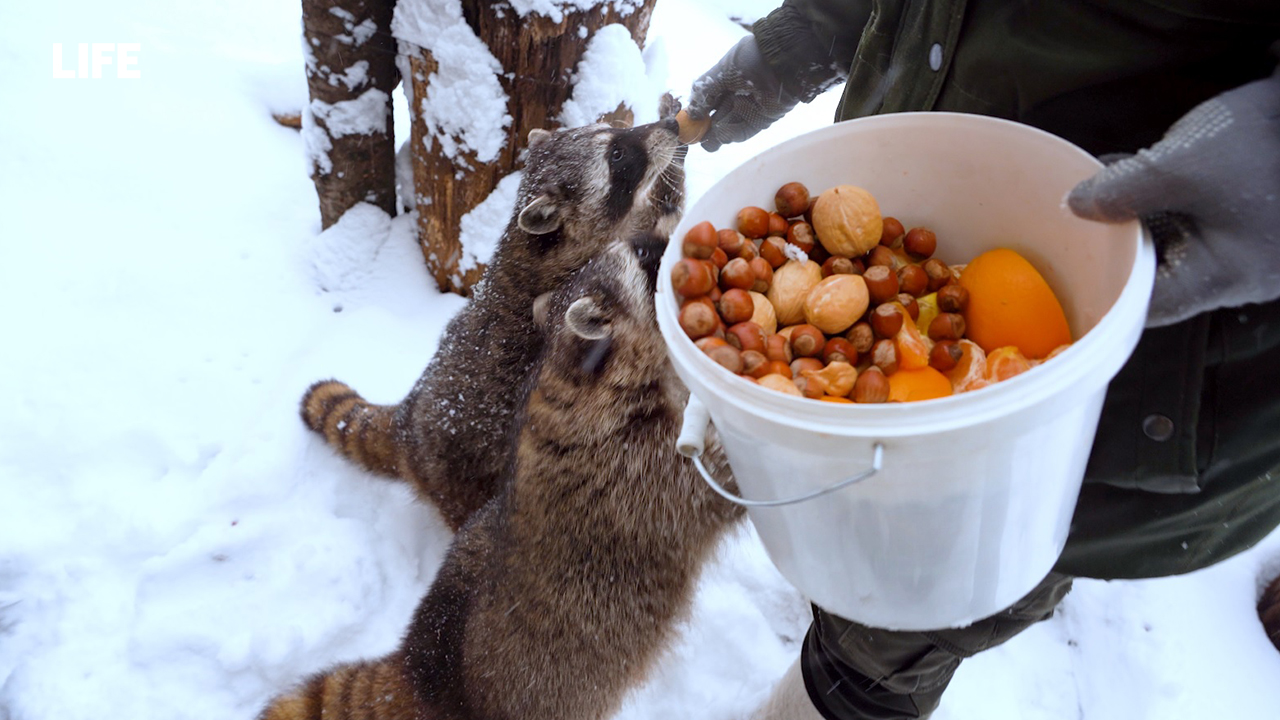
top-left (301, 117), bottom-right (685, 530)
top-left (259, 234), bottom-right (744, 720)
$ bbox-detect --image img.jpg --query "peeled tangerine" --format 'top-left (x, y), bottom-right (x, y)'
top-left (810, 185), bottom-right (883, 258)
top-left (888, 367), bottom-right (953, 403)
top-left (958, 248), bottom-right (1071, 359)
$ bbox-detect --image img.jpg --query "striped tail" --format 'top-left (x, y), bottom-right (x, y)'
top-left (300, 379), bottom-right (401, 477)
top-left (257, 655), bottom-right (423, 720)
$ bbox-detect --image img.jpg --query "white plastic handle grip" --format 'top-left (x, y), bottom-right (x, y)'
top-left (678, 395), bottom-right (885, 508)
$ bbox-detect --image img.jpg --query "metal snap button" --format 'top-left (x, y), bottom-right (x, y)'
top-left (929, 43), bottom-right (943, 71)
top-left (1142, 414), bottom-right (1174, 442)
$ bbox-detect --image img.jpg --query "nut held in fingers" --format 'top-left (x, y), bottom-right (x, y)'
top-left (676, 109), bottom-right (711, 145)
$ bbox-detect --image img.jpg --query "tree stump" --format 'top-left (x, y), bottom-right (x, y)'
top-left (301, 0), bottom-right (400, 229)
top-left (402, 0), bottom-right (657, 296)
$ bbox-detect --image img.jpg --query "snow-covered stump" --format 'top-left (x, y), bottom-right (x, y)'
top-left (302, 0), bottom-right (399, 229)
top-left (398, 0), bottom-right (656, 296)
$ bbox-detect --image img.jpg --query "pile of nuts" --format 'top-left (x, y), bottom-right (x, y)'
top-left (670, 181), bottom-right (1064, 403)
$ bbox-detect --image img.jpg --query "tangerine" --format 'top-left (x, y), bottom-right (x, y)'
top-left (887, 366), bottom-right (954, 403)
top-left (957, 248), bottom-right (1071, 359)
top-left (986, 346), bottom-right (1032, 383)
top-left (942, 339), bottom-right (990, 393)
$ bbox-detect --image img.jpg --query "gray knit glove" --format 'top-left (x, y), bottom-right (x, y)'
top-left (1068, 70), bottom-right (1280, 327)
top-left (687, 36), bottom-right (799, 152)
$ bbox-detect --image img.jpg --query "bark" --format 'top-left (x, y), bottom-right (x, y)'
top-left (302, 0), bottom-right (399, 229)
top-left (408, 0), bottom-right (658, 296)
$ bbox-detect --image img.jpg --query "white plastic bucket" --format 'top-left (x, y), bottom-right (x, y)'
top-left (658, 113), bottom-right (1155, 630)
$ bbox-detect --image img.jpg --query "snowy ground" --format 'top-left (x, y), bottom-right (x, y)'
top-left (3, 1), bottom-right (1279, 719)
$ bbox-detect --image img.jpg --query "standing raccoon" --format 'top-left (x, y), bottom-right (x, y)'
top-left (259, 235), bottom-right (744, 720)
top-left (301, 118), bottom-right (685, 530)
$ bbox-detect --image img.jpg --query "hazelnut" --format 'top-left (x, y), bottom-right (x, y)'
top-left (823, 337), bottom-right (858, 365)
top-left (846, 322), bottom-right (875, 354)
top-left (927, 312), bottom-right (966, 341)
top-left (897, 293), bottom-right (920, 321)
top-left (764, 333), bottom-right (793, 364)
top-left (879, 217), bottom-right (906, 248)
top-left (903, 227), bottom-right (937, 258)
top-left (803, 273), bottom-right (870, 335)
top-left (870, 303), bottom-right (905, 338)
top-left (786, 221), bottom-right (817, 254)
top-left (775, 182), bottom-right (811, 219)
top-left (865, 245), bottom-right (897, 268)
top-left (709, 246), bottom-right (729, 270)
top-left (738, 206), bottom-right (771, 239)
top-left (929, 340), bottom-right (963, 372)
top-left (790, 357), bottom-right (824, 377)
top-left (821, 256), bottom-right (856, 277)
top-left (682, 221), bottom-right (717, 259)
top-left (789, 324), bottom-right (826, 358)
top-left (741, 350), bottom-right (771, 378)
top-left (923, 258), bottom-right (953, 292)
top-left (794, 374), bottom-right (826, 399)
top-left (696, 337), bottom-right (743, 374)
top-left (767, 212), bottom-right (789, 238)
top-left (766, 259), bottom-right (824, 327)
top-left (671, 258), bottom-right (715, 297)
top-left (675, 109), bottom-right (711, 144)
top-left (737, 241), bottom-right (759, 263)
top-left (862, 265), bottom-right (900, 304)
top-left (897, 264), bottom-right (928, 297)
top-left (763, 360), bottom-right (793, 378)
top-left (748, 290), bottom-right (778, 335)
top-left (717, 288), bottom-right (755, 325)
top-left (720, 257), bottom-right (755, 291)
top-left (717, 228), bottom-right (745, 256)
top-left (679, 297), bottom-right (719, 339)
top-left (871, 338), bottom-right (900, 375)
top-left (853, 366), bottom-right (891, 403)
top-left (810, 184), bottom-right (883, 258)
top-left (749, 257), bottom-right (774, 294)
top-left (803, 361), bottom-right (858, 399)
top-left (758, 373), bottom-right (802, 396)
top-left (759, 236), bottom-right (788, 269)
top-left (725, 321), bottom-right (767, 354)
top-left (937, 284), bottom-right (970, 313)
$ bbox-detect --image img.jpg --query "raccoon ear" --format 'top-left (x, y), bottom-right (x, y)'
top-left (564, 297), bottom-right (611, 340)
top-left (527, 128), bottom-right (553, 148)
top-left (518, 194), bottom-right (562, 235)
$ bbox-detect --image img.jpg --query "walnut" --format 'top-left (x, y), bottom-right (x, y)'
top-left (811, 184), bottom-right (883, 258)
top-left (766, 259), bottom-right (823, 327)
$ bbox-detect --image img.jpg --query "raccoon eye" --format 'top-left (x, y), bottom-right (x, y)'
top-left (611, 147), bottom-right (624, 163)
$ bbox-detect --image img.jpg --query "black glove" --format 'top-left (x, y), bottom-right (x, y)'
top-left (686, 36), bottom-right (799, 152)
top-left (1068, 70), bottom-right (1280, 327)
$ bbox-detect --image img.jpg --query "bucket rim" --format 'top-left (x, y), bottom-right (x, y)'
top-left (658, 112), bottom-right (1156, 437)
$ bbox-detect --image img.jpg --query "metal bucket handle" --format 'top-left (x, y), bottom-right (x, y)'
top-left (678, 395), bottom-right (884, 508)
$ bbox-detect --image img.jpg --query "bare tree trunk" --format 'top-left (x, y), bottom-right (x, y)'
top-left (406, 0), bottom-right (657, 296)
top-left (302, 0), bottom-right (399, 229)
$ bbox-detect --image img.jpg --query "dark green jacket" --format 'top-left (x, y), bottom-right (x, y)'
top-left (754, 0), bottom-right (1280, 579)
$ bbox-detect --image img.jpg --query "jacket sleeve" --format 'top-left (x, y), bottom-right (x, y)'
top-left (752, 0), bottom-right (873, 102)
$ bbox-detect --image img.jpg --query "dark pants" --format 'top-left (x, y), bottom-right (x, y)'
top-left (801, 572), bottom-right (1075, 720)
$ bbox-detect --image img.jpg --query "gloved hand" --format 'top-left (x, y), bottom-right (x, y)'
top-left (1068, 70), bottom-right (1280, 327)
top-left (687, 36), bottom-right (799, 152)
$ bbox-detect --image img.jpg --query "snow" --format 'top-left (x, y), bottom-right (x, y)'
top-left (392, 0), bottom-right (510, 164)
top-left (2, 1), bottom-right (1279, 719)
top-left (559, 24), bottom-right (658, 128)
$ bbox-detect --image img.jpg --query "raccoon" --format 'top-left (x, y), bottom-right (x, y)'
top-left (301, 117), bottom-right (685, 530)
top-left (260, 235), bottom-right (744, 720)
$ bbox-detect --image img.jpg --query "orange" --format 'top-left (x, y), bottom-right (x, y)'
top-left (820, 395), bottom-right (854, 403)
top-left (986, 346), bottom-right (1032, 382)
top-left (887, 367), bottom-right (953, 403)
top-left (958, 248), bottom-right (1071, 359)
